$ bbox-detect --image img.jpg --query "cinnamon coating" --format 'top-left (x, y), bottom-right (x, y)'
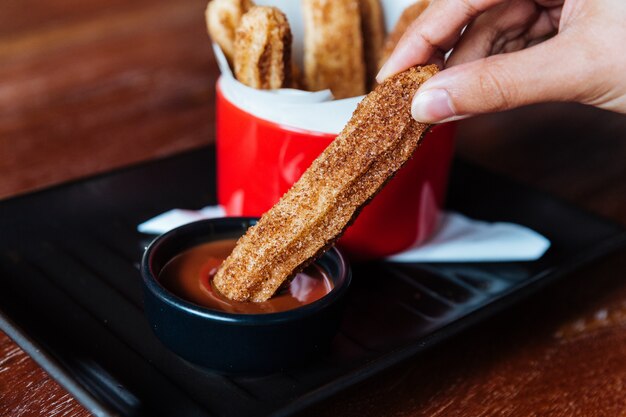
top-left (213, 65), bottom-right (438, 302)
top-left (234, 6), bottom-right (293, 89)
top-left (358, 0), bottom-right (385, 90)
top-left (380, 1), bottom-right (430, 66)
top-left (205, 0), bottom-right (254, 64)
top-left (302, 0), bottom-right (366, 99)
top-left (290, 61), bottom-right (304, 90)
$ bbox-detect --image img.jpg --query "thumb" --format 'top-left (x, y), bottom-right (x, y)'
top-left (411, 36), bottom-right (595, 123)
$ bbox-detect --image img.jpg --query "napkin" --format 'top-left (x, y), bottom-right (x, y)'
top-left (386, 212), bottom-right (550, 263)
top-left (137, 206), bottom-right (550, 263)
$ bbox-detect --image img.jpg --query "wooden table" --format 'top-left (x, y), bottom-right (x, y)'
top-left (1, 1), bottom-right (625, 415)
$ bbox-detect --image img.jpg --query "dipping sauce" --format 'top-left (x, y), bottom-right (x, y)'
top-left (158, 239), bottom-right (334, 314)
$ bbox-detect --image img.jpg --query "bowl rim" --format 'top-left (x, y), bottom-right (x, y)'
top-left (216, 79), bottom-right (339, 139)
top-left (141, 217), bottom-right (351, 326)
top-left (217, 78), bottom-right (454, 140)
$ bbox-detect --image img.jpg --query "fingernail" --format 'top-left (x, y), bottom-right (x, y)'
top-left (376, 59), bottom-right (395, 83)
top-left (376, 45), bottom-right (407, 83)
top-left (411, 89), bottom-right (457, 123)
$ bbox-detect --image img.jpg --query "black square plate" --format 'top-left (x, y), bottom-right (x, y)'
top-left (1, 147), bottom-right (624, 417)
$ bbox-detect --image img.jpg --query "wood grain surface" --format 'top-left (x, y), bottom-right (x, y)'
top-left (304, 105), bottom-right (626, 417)
top-left (0, 334), bottom-right (92, 417)
top-left (0, 0), bottom-right (215, 200)
top-left (1, 0), bottom-right (626, 416)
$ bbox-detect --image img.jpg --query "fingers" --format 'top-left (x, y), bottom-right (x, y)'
top-left (447, 0), bottom-right (556, 67)
top-left (411, 34), bottom-right (593, 122)
top-left (379, 0), bottom-right (430, 66)
top-left (377, 0), bottom-right (504, 82)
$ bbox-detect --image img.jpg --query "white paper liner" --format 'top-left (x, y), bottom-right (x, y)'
top-left (215, 0), bottom-right (423, 134)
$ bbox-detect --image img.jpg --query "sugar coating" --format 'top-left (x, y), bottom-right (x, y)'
top-left (234, 6), bottom-right (292, 89)
top-left (302, 0), bottom-right (366, 98)
top-left (213, 65), bottom-right (438, 302)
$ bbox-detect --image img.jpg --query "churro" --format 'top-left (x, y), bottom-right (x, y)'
top-left (358, 0), bottom-right (385, 89)
top-left (290, 61), bottom-right (304, 90)
top-left (302, 0), bottom-right (366, 99)
top-left (205, 0), bottom-right (254, 64)
top-left (213, 65), bottom-right (438, 302)
top-left (380, 1), bottom-right (430, 66)
top-left (234, 6), bottom-right (293, 89)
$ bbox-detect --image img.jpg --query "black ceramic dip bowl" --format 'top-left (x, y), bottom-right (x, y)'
top-left (141, 217), bottom-right (351, 373)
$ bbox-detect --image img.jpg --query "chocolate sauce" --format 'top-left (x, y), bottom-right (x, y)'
top-left (158, 239), bottom-right (334, 314)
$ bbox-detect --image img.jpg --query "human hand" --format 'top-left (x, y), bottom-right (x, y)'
top-left (377, 0), bottom-right (626, 123)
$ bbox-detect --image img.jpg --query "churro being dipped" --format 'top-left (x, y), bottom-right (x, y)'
top-left (213, 65), bottom-right (438, 302)
top-left (205, 0), bottom-right (254, 64)
top-left (234, 6), bottom-right (293, 89)
top-left (302, 0), bottom-right (366, 99)
top-left (380, 1), bottom-right (430, 66)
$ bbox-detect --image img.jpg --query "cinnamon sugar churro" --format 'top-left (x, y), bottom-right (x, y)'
top-left (205, 0), bottom-right (254, 64)
top-left (213, 65), bottom-right (438, 302)
top-left (302, 0), bottom-right (366, 99)
top-left (358, 0), bottom-right (385, 89)
top-left (234, 6), bottom-right (293, 89)
top-left (380, 1), bottom-right (430, 65)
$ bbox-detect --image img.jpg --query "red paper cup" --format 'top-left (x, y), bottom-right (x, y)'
top-left (216, 80), bottom-right (456, 259)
